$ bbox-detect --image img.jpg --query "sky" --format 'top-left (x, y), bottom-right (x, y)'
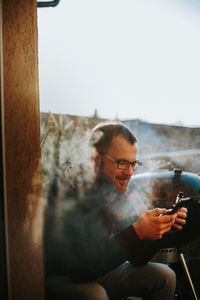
top-left (38, 0), bottom-right (200, 127)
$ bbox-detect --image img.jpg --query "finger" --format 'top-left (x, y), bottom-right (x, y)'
top-left (177, 207), bottom-right (188, 213)
top-left (160, 225), bottom-right (173, 235)
top-left (159, 221), bottom-right (176, 232)
top-left (151, 208), bottom-right (168, 216)
top-left (158, 214), bottom-right (177, 224)
top-left (161, 227), bottom-right (172, 235)
top-left (175, 217), bottom-right (186, 225)
top-left (151, 232), bottom-right (165, 239)
top-left (172, 223), bottom-right (183, 231)
top-left (176, 212), bottom-right (187, 219)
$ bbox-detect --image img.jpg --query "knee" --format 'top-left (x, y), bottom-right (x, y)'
top-left (45, 278), bottom-right (109, 300)
top-left (142, 263), bottom-right (176, 299)
top-left (155, 263), bottom-right (176, 290)
top-left (85, 283), bottom-right (110, 300)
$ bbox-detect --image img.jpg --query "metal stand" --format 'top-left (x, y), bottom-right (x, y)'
top-left (178, 251), bottom-right (198, 300)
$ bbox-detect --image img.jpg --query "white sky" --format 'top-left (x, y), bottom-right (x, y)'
top-left (38, 0), bottom-right (200, 127)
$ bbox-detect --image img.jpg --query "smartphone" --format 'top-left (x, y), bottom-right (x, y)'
top-left (164, 200), bottom-right (183, 215)
top-left (163, 191), bottom-right (185, 215)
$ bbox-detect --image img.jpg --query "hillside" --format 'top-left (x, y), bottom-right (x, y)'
top-left (40, 112), bottom-right (200, 180)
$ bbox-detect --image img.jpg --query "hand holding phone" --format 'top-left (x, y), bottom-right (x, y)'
top-left (164, 200), bottom-right (184, 215)
top-left (163, 191), bottom-right (184, 215)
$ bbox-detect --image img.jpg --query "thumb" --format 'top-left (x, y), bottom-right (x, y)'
top-left (150, 208), bottom-right (168, 217)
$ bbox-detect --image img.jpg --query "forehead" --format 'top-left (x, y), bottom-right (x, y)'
top-left (107, 136), bottom-right (137, 160)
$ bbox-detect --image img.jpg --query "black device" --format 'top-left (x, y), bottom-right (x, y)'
top-left (164, 191), bottom-right (184, 215)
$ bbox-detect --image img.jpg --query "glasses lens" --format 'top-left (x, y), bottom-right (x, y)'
top-left (118, 161), bottom-right (130, 170)
top-left (118, 160), bottom-right (142, 170)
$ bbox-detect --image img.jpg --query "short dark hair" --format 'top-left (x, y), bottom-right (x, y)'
top-left (89, 121), bottom-right (137, 153)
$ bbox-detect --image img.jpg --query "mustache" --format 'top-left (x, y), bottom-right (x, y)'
top-left (115, 175), bottom-right (131, 180)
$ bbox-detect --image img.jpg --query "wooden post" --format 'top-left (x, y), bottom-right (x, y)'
top-left (1, 0), bottom-right (44, 299)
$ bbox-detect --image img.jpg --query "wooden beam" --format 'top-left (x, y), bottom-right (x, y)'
top-left (1, 1), bottom-right (44, 299)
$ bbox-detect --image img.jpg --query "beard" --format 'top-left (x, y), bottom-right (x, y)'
top-left (95, 166), bottom-right (129, 195)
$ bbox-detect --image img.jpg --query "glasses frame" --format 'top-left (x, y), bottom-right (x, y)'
top-left (99, 151), bottom-right (142, 170)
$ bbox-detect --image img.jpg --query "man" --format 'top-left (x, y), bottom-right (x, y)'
top-left (44, 121), bottom-right (188, 300)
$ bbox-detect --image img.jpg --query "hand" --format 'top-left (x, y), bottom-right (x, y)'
top-left (133, 208), bottom-right (177, 240)
top-left (171, 207), bottom-right (187, 231)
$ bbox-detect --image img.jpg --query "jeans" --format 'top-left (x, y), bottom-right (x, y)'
top-left (45, 262), bottom-right (176, 300)
top-left (96, 261), bottom-right (176, 300)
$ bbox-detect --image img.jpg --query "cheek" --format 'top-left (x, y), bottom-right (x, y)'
top-left (102, 161), bottom-right (117, 177)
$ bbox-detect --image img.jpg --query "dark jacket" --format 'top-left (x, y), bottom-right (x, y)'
top-left (44, 173), bottom-right (141, 283)
top-left (44, 171), bottom-right (200, 283)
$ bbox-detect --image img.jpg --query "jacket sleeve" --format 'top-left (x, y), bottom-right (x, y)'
top-left (113, 224), bottom-right (160, 267)
top-left (114, 224), bottom-right (141, 245)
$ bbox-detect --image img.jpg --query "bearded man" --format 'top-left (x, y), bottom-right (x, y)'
top-left (44, 121), bottom-right (188, 300)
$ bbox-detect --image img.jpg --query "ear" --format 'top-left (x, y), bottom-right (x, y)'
top-left (91, 151), bottom-right (101, 169)
top-left (95, 154), bottom-right (101, 167)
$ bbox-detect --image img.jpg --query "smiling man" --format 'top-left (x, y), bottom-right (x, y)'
top-left (45, 121), bottom-right (188, 300)
top-left (97, 137), bottom-right (138, 194)
top-left (91, 124), bottom-right (139, 194)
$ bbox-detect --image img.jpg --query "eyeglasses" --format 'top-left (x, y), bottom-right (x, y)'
top-left (99, 152), bottom-right (142, 170)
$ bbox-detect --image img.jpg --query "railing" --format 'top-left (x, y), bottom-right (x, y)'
top-left (37, 0), bottom-right (60, 8)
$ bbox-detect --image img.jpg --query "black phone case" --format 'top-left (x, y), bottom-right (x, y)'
top-left (164, 201), bottom-right (183, 215)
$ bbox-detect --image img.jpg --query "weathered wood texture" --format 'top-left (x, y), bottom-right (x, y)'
top-left (2, 1), bottom-right (44, 299)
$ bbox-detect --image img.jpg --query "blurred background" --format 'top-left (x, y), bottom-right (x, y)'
top-left (37, 0), bottom-right (200, 181)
